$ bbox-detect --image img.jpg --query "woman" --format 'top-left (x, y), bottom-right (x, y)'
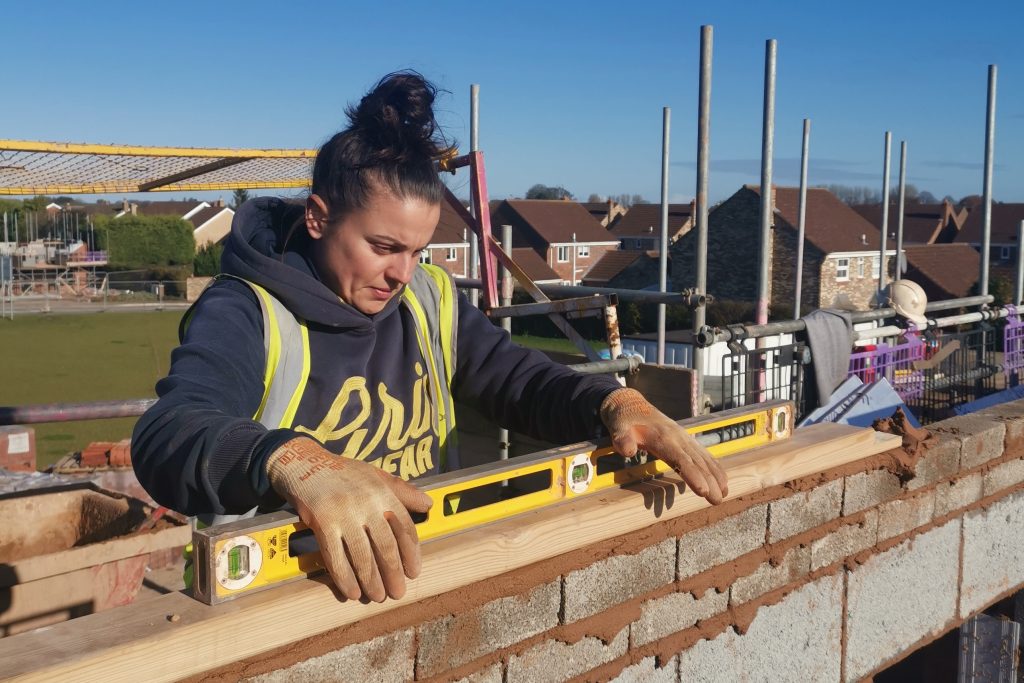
top-left (132, 71), bottom-right (727, 604)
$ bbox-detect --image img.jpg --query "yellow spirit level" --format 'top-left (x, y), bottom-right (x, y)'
top-left (192, 401), bottom-right (792, 605)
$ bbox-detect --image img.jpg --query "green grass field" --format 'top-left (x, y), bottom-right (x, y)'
top-left (0, 311), bottom-right (183, 468)
top-left (0, 312), bottom-right (604, 469)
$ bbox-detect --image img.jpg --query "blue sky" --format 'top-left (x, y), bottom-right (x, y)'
top-left (4, 0), bottom-right (1024, 205)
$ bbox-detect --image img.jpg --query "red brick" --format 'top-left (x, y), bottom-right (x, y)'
top-left (109, 440), bottom-right (132, 468)
top-left (80, 442), bottom-right (114, 468)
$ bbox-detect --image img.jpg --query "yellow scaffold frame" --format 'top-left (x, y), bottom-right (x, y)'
top-left (0, 140), bottom-right (318, 195)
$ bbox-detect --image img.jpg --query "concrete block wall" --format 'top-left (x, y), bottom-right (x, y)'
top-left (216, 402), bottom-right (1024, 683)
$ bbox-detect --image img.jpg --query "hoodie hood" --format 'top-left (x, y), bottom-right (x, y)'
top-left (221, 197), bottom-right (403, 327)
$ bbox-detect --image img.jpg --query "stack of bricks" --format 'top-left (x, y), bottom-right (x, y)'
top-left (79, 439), bottom-right (132, 469)
top-left (206, 401), bottom-right (1024, 683)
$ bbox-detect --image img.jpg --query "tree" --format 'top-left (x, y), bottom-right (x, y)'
top-left (231, 188), bottom-right (251, 209)
top-left (822, 185), bottom-right (880, 205)
top-left (609, 193), bottom-right (648, 208)
top-left (193, 242), bottom-right (223, 277)
top-left (525, 184), bottom-right (573, 200)
top-left (917, 190), bottom-right (938, 204)
top-left (586, 193), bottom-right (604, 203)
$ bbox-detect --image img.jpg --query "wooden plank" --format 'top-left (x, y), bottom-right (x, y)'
top-left (1, 424), bottom-right (899, 682)
top-left (2, 524), bottom-right (190, 586)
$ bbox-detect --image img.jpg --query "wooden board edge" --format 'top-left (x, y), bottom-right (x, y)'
top-left (5, 525), bottom-right (191, 585)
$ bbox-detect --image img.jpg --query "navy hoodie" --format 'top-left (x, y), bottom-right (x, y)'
top-left (132, 197), bottom-right (622, 515)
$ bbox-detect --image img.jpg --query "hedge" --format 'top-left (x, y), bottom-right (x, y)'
top-left (93, 214), bottom-right (195, 270)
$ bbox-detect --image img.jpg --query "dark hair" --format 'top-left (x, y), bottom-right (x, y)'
top-left (311, 71), bottom-right (450, 221)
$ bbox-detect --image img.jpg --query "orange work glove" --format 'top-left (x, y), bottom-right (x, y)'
top-left (266, 437), bottom-right (433, 602)
top-left (600, 388), bottom-right (728, 504)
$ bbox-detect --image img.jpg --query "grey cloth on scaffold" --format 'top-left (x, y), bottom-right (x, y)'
top-left (801, 309), bottom-right (854, 407)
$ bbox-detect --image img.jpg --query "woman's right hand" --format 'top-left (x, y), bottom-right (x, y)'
top-left (265, 438), bottom-right (433, 602)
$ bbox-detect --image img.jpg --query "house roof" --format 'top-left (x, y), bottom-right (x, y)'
top-left (852, 203), bottom-right (952, 244)
top-left (903, 244), bottom-right (980, 299)
top-left (608, 203), bottom-right (693, 238)
top-left (581, 249), bottom-right (652, 285)
top-left (954, 203), bottom-right (1024, 245)
top-left (510, 247), bottom-right (562, 282)
top-left (498, 200), bottom-right (615, 245)
top-left (433, 201), bottom-right (471, 245)
top-left (748, 185), bottom-right (885, 254)
top-left (187, 206), bottom-right (232, 230)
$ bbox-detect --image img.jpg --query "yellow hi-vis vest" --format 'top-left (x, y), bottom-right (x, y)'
top-left (198, 263), bottom-right (459, 527)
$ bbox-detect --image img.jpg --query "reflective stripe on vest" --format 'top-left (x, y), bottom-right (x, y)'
top-left (252, 263), bottom-right (458, 463)
top-left (194, 265), bottom-right (458, 528)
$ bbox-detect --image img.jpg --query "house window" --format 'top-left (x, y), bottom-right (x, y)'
top-left (577, 245), bottom-right (590, 258)
top-left (420, 250), bottom-right (432, 264)
top-left (1001, 246), bottom-right (1011, 262)
top-left (556, 246), bottom-right (570, 262)
top-left (857, 258), bottom-right (865, 278)
top-left (836, 258), bottom-right (850, 281)
top-left (446, 247), bottom-right (457, 262)
top-left (871, 256), bottom-right (880, 279)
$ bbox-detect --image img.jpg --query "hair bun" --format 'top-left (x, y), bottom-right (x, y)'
top-left (346, 71), bottom-right (445, 165)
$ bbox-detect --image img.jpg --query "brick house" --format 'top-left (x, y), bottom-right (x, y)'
top-left (608, 202), bottom-right (694, 251)
top-left (420, 201), bottom-right (471, 277)
top-left (671, 185), bottom-right (897, 313)
top-left (580, 200), bottom-right (627, 227)
top-left (902, 244), bottom-right (979, 301)
top-left (187, 203), bottom-right (235, 248)
top-left (954, 203), bottom-right (1024, 268)
top-left (580, 250), bottom-right (661, 290)
top-left (852, 200), bottom-right (966, 245)
top-left (510, 247), bottom-right (562, 284)
top-left (490, 200), bottom-right (619, 285)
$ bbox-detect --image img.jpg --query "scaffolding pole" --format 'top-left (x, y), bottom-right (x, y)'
top-left (657, 106), bottom-right (671, 364)
top-left (692, 24), bottom-right (713, 410)
top-left (794, 118), bottom-right (810, 319)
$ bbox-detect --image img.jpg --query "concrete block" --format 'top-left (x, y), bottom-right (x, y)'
top-left (933, 473), bottom-right (983, 518)
top-left (563, 538), bottom-right (675, 623)
top-left (416, 580), bottom-right (560, 677)
top-left (876, 490), bottom-right (936, 540)
top-left (247, 629), bottom-right (414, 683)
top-left (932, 414), bottom-right (1005, 470)
top-left (631, 587), bottom-right (728, 647)
top-left (982, 457), bottom-right (1024, 497)
top-left (907, 437), bottom-right (960, 491)
top-left (810, 509), bottom-right (879, 571)
top-left (767, 478), bottom-right (843, 543)
top-left (845, 521), bottom-right (960, 682)
top-left (730, 545), bottom-right (811, 606)
top-left (676, 574), bottom-right (843, 683)
top-left (677, 504), bottom-right (768, 579)
top-left (609, 655), bottom-right (678, 683)
top-left (842, 469), bottom-right (902, 516)
top-left (506, 627), bottom-right (628, 683)
top-left (961, 489), bottom-right (1024, 617)
top-left (977, 398), bottom-right (1024, 452)
top-left (453, 663), bottom-right (503, 683)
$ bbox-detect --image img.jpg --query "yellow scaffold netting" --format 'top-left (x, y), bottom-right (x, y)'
top-left (0, 140), bottom-right (317, 195)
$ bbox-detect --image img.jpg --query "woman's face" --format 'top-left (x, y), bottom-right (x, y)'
top-left (306, 191), bottom-right (440, 315)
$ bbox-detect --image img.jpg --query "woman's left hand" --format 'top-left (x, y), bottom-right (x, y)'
top-left (600, 388), bottom-right (729, 504)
